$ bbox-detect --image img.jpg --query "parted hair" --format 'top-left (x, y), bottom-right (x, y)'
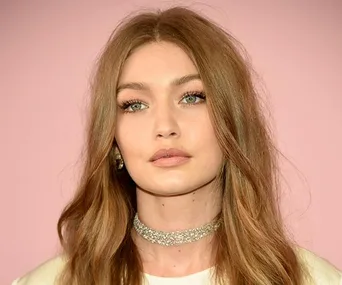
top-left (57, 6), bottom-right (306, 285)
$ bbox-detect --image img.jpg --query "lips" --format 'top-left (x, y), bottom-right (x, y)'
top-left (149, 148), bottom-right (191, 162)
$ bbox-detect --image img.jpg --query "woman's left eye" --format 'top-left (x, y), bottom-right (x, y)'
top-left (179, 91), bottom-right (206, 105)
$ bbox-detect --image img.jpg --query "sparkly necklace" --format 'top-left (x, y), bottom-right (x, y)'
top-left (133, 213), bottom-right (222, 247)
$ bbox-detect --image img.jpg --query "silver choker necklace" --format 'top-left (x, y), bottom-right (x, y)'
top-left (133, 213), bottom-right (222, 246)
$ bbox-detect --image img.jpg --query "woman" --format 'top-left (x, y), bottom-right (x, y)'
top-left (13, 6), bottom-right (341, 285)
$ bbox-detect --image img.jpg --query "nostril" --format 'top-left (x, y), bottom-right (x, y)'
top-left (156, 131), bottom-right (178, 138)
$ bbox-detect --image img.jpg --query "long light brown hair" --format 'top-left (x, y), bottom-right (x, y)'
top-left (57, 6), bottom-right (306, 285)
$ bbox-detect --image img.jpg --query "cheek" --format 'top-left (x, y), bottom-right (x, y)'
top-left (115, 116), bottom-right (150, 161)
top-left (193, 115), bottom-right (223, 163)
top-left (189, 111), bottom-right (219, 145)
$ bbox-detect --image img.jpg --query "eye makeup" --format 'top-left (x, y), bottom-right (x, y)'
top-left (117, 90), bottom-right (206, 114)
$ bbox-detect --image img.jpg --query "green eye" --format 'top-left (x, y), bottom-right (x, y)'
top-left (130, 102), bottom-right (146, 111)
top-left (183, 95), bottom-right (197, 103)
top-left (120, 100), bottom-right (148, 113)
top-left (180, 91), bottom-right (206, 104)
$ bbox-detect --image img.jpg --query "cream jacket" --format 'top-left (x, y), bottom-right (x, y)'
top-left (12, 247), bottom-right (342, 285)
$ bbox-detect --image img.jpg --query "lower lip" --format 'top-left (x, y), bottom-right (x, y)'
top-left (151, 156), bottom-right (190, 167)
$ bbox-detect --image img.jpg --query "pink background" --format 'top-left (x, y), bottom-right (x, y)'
top-left (1, 0), bottom-right (341, 284)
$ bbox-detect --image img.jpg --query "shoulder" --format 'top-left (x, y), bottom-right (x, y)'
top-left (11, 247), bottom-right (342, 285)
top-left (12, 255), bottom-right (66, 285)
top-left (296, 247), bottom-right (342, 284)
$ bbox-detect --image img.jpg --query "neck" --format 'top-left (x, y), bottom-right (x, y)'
top-left (133, 182), bottom-right (222, 277)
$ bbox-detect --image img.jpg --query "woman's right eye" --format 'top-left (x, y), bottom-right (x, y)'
top-left (119, 100), bottom-right (149, 113)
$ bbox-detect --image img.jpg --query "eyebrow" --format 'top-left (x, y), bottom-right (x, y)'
top-left (116, 74), bottom-right (201, 94)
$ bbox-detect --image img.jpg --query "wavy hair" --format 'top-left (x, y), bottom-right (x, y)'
top-left (57, 6), bottom-right (305, 285)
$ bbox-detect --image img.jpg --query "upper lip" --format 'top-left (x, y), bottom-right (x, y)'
top-left (149, 148), bottom-right (191, 162)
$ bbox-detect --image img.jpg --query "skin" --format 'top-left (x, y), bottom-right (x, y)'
top-left (115, 41), bottom-right (223, 277)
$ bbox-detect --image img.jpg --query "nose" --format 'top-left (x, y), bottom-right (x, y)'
top-left (153, 104), bottom-right (180, 139)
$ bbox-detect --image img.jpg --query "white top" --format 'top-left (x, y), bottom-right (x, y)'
top-left (144, 268), bottom-right (212, 285)
top-left (12, 247), bottom-right (342, 285)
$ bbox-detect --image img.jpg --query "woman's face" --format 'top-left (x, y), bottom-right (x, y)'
top-left (115, 41), bottom-right (223, 196)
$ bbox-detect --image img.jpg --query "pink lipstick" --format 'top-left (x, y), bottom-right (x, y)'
top-left (149, 148), bottom-right (191, 167)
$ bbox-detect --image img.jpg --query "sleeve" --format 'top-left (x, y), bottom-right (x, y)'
top-left (10, 256), bottom-right (65, 285)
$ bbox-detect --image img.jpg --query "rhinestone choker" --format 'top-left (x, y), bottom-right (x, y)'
top-left (133, 213), bottom-right (222, 246)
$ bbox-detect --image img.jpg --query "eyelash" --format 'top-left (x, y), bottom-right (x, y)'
top-left (118, 91), bottom-right (206, 114)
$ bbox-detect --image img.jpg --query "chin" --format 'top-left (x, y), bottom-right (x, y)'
top-left (149, 188), bottom-right (195, 197)
top-left (144, 179), bottom-right (201, 197)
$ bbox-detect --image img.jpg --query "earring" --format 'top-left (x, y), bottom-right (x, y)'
top-left (114, 148), bottom-right (124, 170)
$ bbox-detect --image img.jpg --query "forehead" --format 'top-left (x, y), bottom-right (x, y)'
top-left (118, 41), bottom-right (198, 85)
